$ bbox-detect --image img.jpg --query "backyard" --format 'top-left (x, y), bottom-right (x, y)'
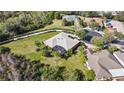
top-left (1, 31), bottom-right (93, 79)
top-left (3, 32), bottom-right (59, 55)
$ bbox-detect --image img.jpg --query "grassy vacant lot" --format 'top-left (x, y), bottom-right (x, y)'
top-left (1, 31), bottom-right (88, 75)
top-left (43, 19), bottom-right (74, 30)
top-left (28, 19), bottom-right (75, 33)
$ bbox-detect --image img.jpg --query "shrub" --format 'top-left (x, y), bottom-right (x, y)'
top-left (103, 32), bottom-right (115, 43)
top-left (64, 49), bottom-right (73, 59)
top-left (62, 19), bottom-right (74, 26)
top-left (36, 48), bottom-right (41, 52)
top-left (75, 30), bottom-right (86, 40)
top-left (91, 36), bottom-right (104, 47)
top-left (0, 33), bottom-right (11, 42)
top-left (108, 45), bottom-right (118, 53)
top-left (41, 48), bottom-right (51, 57)
top-left (54, 12), bottom-right (61, 19)
top-left (35, 40), bottom-right (41, 47)
top-left (89, 20), bottom-right (99, 30)
top-left (0, 46), bottom-right (11, 54)
top-left (115, 31), bottom-right (124, 39)
top-left (63, 69), bottom-right (85, 81)
top-left (84, 69), bottom-right (95, 81)
top-left (51, 51), bottom-right (60, 57)
top-left (77, 46), bottom-right (87, 63)
top-left (79, 20), bottom-right (87, 27)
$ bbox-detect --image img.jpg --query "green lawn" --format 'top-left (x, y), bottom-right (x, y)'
top-left (2, 32), bottom-right (59, 55)
top-left (39, 53), bottom-right (88, 76)
top-left (1, 31), bottom-right (90, 77)
top-left (2, 31), bottom-right (86, 70)
top-left (25, 19), bottom-right (75, 34)
top-left (43, 19), bottom-right (74, 30)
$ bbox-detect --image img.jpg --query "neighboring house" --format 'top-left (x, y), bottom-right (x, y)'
top-left (104, 19), bottom-right (115, 33)
top-left (86, 49), bottom-right (124, 80)
top-left (98, 11), bottom-right (118, 16)
top-left (84, 31), bottom-right (102, 42)
top-left (62, 15), bottom-right (79, 22)
top-left (120, 46), bottom-right (124, 52)
top-left (83, 17), bottom-right (103, 31)
top-left (104, 19), bottom-right (124, 34)
top-left (110, 20), bottom-right (124, 34)
top-left (113, 51), bottom-right (124, 68)
top-left (104, 11), bottom-right (118, 16)
top-left (44, 32), bottom-right (80, 54)
top-left (62, 15), bottom-right (81, 31)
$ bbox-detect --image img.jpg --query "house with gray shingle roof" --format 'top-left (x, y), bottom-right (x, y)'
top-left (62, 15), bottom-right (79, 22)
top-left (44, 32), bottom-right (80, 54)
top-left (113, 51), bottom-right (124, 67)
top-left (110, 20), bottom-right (124, 34)
top-left (86, 49), bottom-right (124, 80)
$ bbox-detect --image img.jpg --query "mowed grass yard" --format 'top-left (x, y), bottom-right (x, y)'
top-left (2, 32), bottom-right (59, 56)
top-left (1, 31), bottom-right (88, 73)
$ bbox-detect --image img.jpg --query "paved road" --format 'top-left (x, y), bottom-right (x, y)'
top-left (111, 39), bottom-right (124, 49)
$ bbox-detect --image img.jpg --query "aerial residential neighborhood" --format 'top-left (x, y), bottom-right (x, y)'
top-left (0, 11), bottom-right (124, 81)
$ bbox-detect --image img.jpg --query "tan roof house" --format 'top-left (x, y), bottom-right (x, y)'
top-left (83, 17), bottom-right (103, 27)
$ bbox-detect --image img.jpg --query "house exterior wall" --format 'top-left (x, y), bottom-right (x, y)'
top-left (112, 76), bottom-right (124, 81)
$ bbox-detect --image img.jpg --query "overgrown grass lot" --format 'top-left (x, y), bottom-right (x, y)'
top-left (43, 19), bottom-right (74, 30)
top-left (28, 19), bottom-right (75, 34)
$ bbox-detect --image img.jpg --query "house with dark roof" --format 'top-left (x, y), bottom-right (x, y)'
top-left (84, 31), bottom-right (102, 42)
top-left (86, 49), bottom-right (124, 80)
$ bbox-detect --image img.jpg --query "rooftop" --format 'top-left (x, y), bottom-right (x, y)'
top-left (109, 20), bottom-right (124, 34)
top-left (62, 15), bottom-right (79, 22)
top-left (109, 68), bottom-right (124, 78)
top-left (83, 17), bottom-right (103, 27)
top-left (44, 32), bottom-right (80, 51)
top-left (113, 51), bottom-right (124, 67)
top-left (86, 31), bottom-right (102, 37)
top-left (84, 31), bottom-right (102, 42)
top-left (87, 49), bottom-right (123, 79)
